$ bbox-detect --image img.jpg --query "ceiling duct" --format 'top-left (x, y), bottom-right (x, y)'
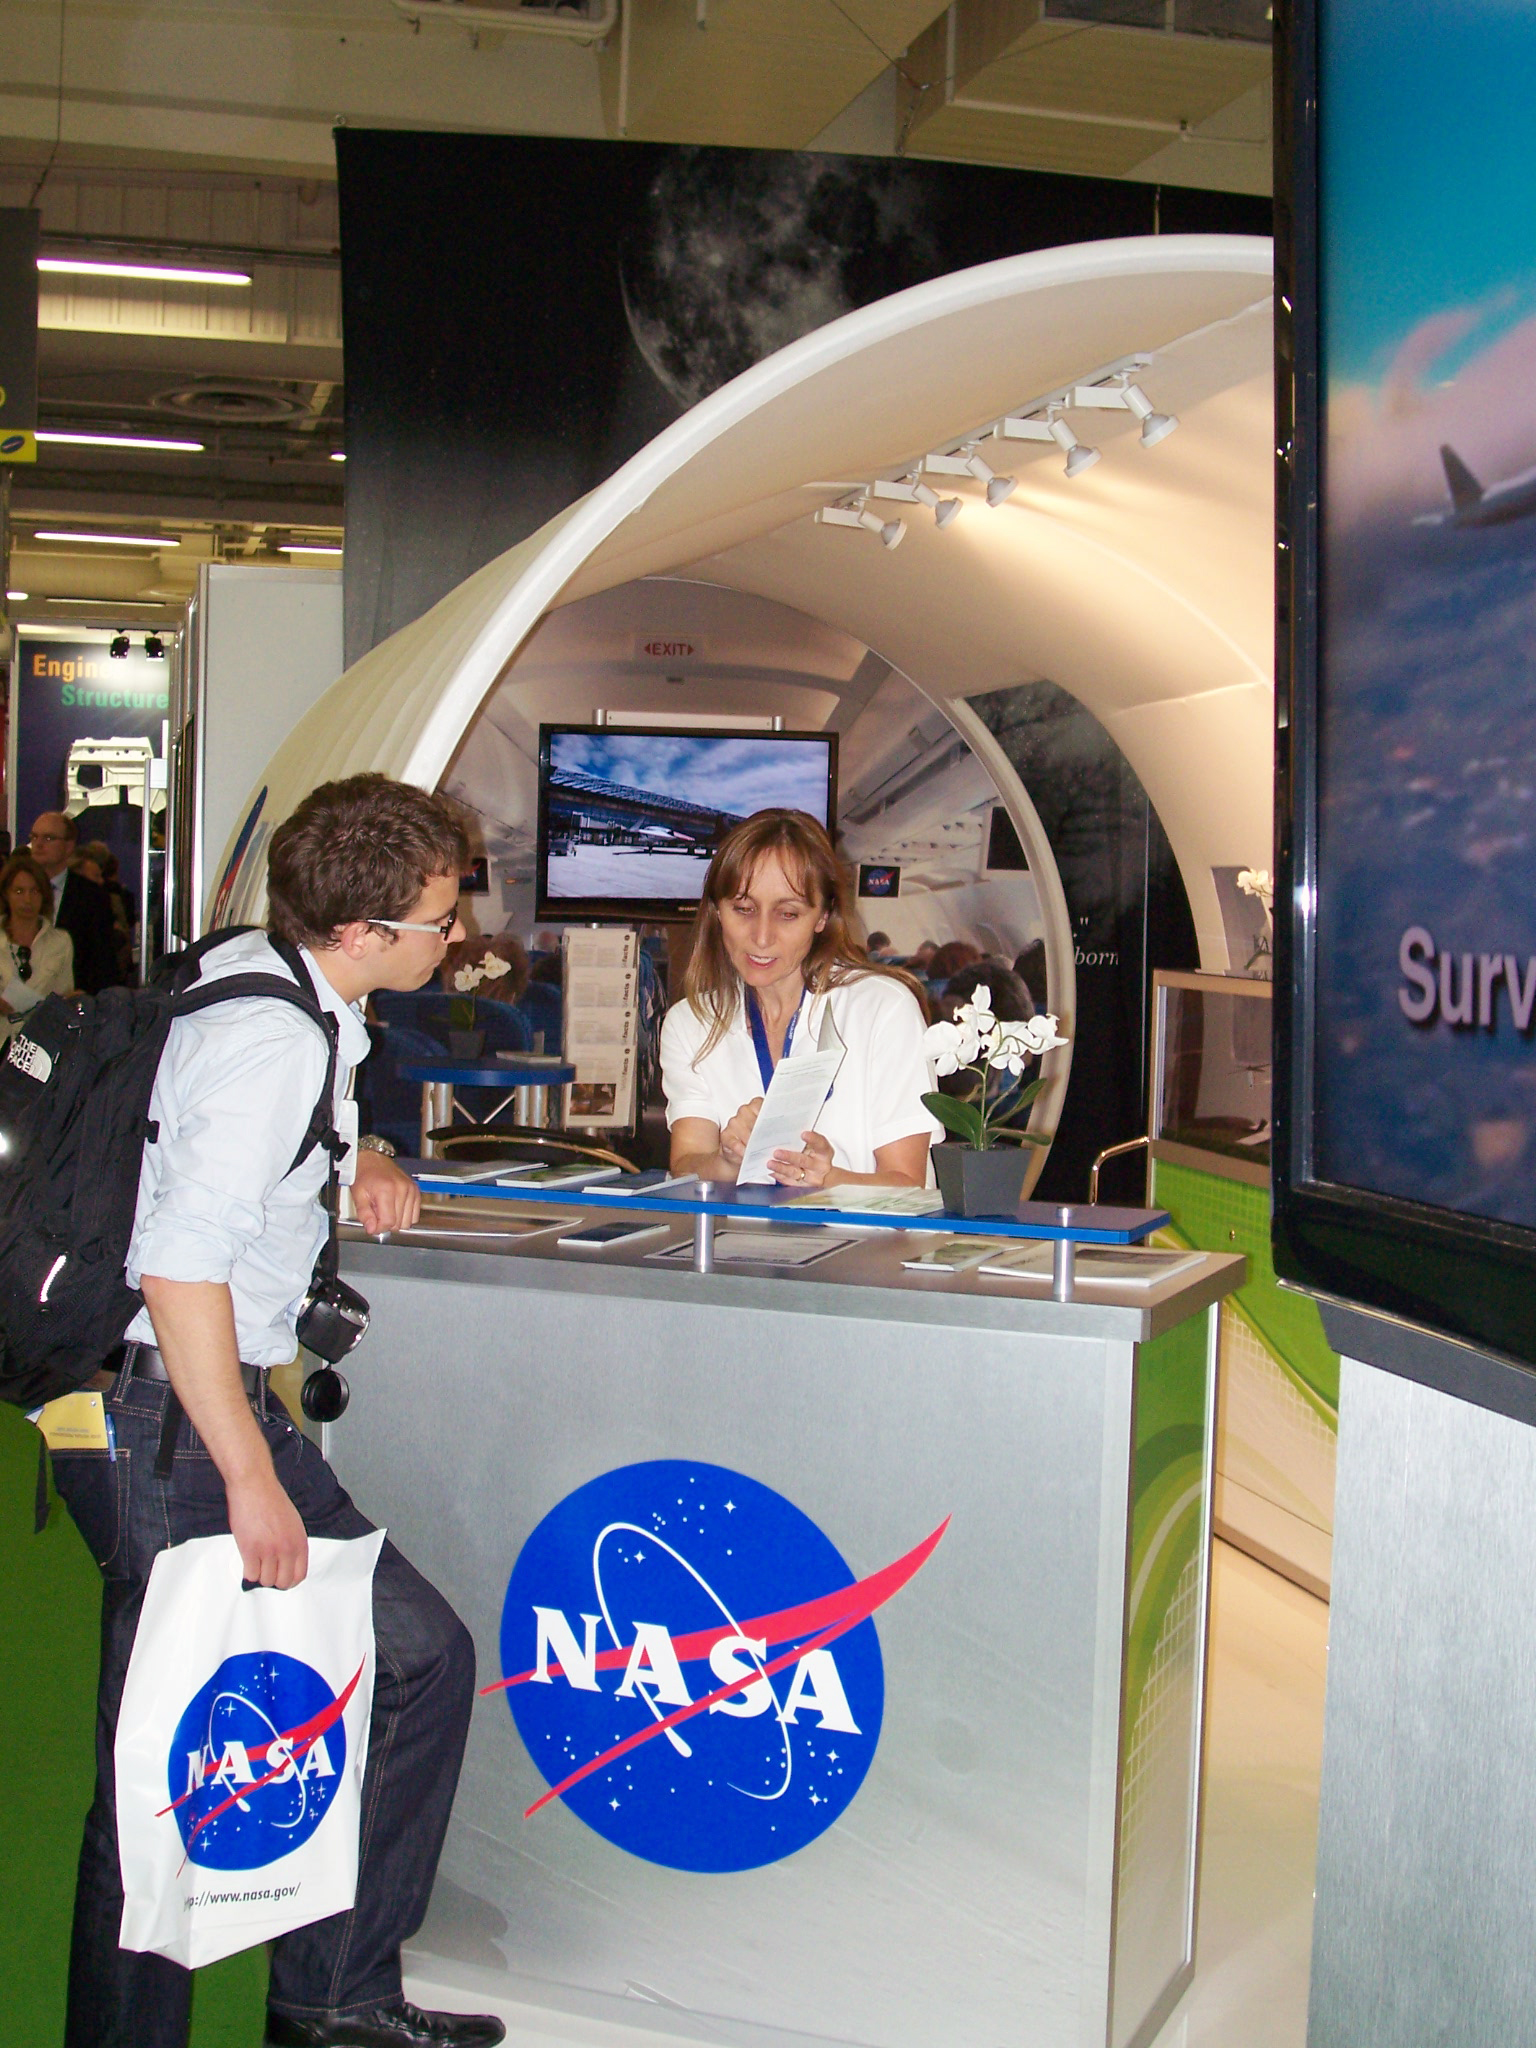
top-left (152, 381), bottom-right (311, 424)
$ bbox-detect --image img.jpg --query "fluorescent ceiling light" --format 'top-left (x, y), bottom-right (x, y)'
top-left (38, 256), bottom-right (251, 287)
top-left (6, 589), bottom-right (25, 600)
top-left (329, 450), bottom-right (347, 462)
top-left (48, 596), bottom-right (170, 607)
top-left (282, 543), bottom-right (343, 556)
top-left (32, 530), bottom-right (177, 547)
top-left (12, 622), bottom-right (143, 640)
top-left (36, 429), bottom-right (205, 453)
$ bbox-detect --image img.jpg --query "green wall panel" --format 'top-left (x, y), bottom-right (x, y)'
top-left (1152, 1159), bottom-right (1340, 1417)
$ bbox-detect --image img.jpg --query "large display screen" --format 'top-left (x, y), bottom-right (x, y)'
top-left (1277, 0), bottom-right (1536, 1360)
top-left (535, 726), bottom-right (837, 921)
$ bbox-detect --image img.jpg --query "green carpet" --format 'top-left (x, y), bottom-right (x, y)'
top-left (0, 1401), bottom-right (268, 2044)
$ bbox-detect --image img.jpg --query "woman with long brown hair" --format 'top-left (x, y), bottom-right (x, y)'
top-left (0, 849), bottom-right (75, 1038)
top-left (661, 810), bottom-right (941, 1190)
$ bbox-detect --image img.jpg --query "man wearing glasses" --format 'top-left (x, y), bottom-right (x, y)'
top-left (50, 773), bottom-right (505, 2048)
top-left (29, 810), bottom-right (123, 994)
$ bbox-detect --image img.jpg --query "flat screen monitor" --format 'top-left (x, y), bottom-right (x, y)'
top-left (1276, 0), bottom-right (1536, 1364)
top-left (535, 725), bottom-right (838, 923)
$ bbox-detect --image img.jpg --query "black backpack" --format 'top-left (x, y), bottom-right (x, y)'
top-left (0, 928), bottom-right (339, 1411)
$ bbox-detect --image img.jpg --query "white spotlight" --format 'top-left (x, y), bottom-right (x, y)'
top-left (1049, 417), bottom-right (1101, 479)
top-left (817, 504), bottom-right (906, 550)
top-left (1069, 376), bottom-right (1179, 448)
top-left (861, 509), bottom-right (906, 550)
top-left (871, 477), bottom-right (962, 528)
top-left (1124, 382), bottom-right (1179, 447)
top-left (922, 449), bottom-right (1016, 506)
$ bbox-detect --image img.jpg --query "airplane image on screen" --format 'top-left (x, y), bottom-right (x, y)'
top-left (1415, 444), bottom-right (1536, 527)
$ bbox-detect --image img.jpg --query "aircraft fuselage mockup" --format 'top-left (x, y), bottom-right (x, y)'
top-left (1420, 444), bottom-right (1536, 528)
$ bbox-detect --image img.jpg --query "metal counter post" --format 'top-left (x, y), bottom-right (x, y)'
top-left (693, 1186), bottom-right (717, 1273)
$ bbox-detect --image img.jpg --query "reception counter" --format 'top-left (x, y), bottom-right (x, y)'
top-left (331, 1204), bottom-right (1243, 2048)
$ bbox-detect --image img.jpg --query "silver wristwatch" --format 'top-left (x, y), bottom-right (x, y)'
top-left (356, 1133), bottom-right (397, 1157)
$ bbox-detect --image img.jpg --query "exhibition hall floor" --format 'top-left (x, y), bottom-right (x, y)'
top-left (405, 1543), bottom-right (1330, 2048)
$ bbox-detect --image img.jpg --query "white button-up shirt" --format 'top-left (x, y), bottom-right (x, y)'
top-left (124, 931), bottom-right (371, 1365)
top-left (660, 971), bottom-right (942, 1179)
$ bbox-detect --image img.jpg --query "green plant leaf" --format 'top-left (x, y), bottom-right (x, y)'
top-left (922, 1092), bottom-right (985, 1146)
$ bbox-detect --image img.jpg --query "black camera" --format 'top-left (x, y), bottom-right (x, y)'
top-left (295, 1270), bottom-right (370, 1363)
top-left (296, 1272), bottom-right (368, 1424)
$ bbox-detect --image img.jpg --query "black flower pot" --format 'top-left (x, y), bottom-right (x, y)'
top-left (933, 1143), bottom-right (1029, 1219)
top-left (447, 1028), bottom-right (485, 1060)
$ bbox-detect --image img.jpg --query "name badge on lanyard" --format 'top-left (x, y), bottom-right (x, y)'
top-left (746, 989), bottom-right (806, 1093)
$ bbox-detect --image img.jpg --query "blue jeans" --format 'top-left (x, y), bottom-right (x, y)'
top-left (51, 1358), bottom-right (476, 2048)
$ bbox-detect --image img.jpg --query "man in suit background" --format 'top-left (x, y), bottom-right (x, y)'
top-left (28, 812), bottom-right (123, 995)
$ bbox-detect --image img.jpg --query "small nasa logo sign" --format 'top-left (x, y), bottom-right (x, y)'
top-left (491, 1460), bottom-right (946, 1873)
top-left (164, 1651), bottom-right (361, 1871)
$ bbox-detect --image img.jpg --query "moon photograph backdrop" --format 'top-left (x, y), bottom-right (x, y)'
top-left (336, 130), bottom-right (1268, 665)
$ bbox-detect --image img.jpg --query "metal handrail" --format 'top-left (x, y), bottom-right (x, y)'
top-left (1088, 1134), bottom-right (1150, 1204)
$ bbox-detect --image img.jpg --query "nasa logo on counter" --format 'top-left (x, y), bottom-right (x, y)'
top-left (165, 1651), bottom-right (359, 1870)
top-left (490, 1459), bottom-right (947, 1872)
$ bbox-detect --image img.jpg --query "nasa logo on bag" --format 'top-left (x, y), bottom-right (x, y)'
top-left (489, 1459), bottom-right (946, 1873)
top-left (164, 1651), bottom-right (362, 1871)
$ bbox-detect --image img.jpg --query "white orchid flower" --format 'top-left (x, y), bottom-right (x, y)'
top-left (956, 985), bottom-right (996, 1034)
top-left (1237, 867), bottom-right (1274, 905)
top-left (987, 1043), bottom-right (1027, 1074)
top-left (923, 1019), bottom-right (966, 1076)
top-left (453, 966), bottom-right (480, 993)
top-left (1018, 1013), bottom-right (1067, 1055)
top-left (482, 954), bottom-right (512, 979)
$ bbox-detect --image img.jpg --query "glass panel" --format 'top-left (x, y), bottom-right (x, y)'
top-left (1155, 982), bottom-right (1271, 1166)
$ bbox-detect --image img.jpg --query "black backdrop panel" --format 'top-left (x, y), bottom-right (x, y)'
top-left (337, 130), bottom-right (1269, 665)
top-left (973, 684), bottom-right (1199, 1202)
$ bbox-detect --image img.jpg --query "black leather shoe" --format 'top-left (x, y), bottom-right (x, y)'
top-left (265, 2000), bottom-right (506, 2048)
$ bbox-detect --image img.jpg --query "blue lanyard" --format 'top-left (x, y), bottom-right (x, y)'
top-left (746, 989), bottom-right (801, 1092)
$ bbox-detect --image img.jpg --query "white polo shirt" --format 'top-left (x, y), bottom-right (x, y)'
top-left (124, 931), bottom-right (370, 1366)
top-left (660, 971), bottom-right (942, 1179)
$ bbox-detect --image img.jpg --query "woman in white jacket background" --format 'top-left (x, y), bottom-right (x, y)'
top-left (0, 850), bottom-right (76, 1037)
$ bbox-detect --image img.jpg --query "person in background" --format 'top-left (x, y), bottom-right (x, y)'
top-left (864, 930), bottom-right (896, 961)
top-left (933, 962), bottom-right (1037, 1101)
top-left (927, 938), bottom-right (983, 986)
top-left (29, 811), bottom-right (121, 994)
top-left (76, 840), bottom-right (137, 986)
top-left (0, 850), bottom-right (75, 1037)
top-left (662, 809), bottom-right (942, 1191)
top-left (1014, 938), bottom-right (1049, 1013)
top-left (906, 940), bottom-right (938, 978)
top-left (937, 960), bottom-right (1035, 1027)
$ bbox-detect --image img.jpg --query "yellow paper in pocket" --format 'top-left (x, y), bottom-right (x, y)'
top-left (36, 1391), bottom-right (110, 1451)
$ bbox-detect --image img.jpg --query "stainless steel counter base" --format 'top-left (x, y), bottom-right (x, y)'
top-left (334, 1228), bottom-right (1241, 2048)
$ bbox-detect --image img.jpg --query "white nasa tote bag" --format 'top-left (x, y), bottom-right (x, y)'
top-left (115, 1528), bottom-right (385, 1968)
